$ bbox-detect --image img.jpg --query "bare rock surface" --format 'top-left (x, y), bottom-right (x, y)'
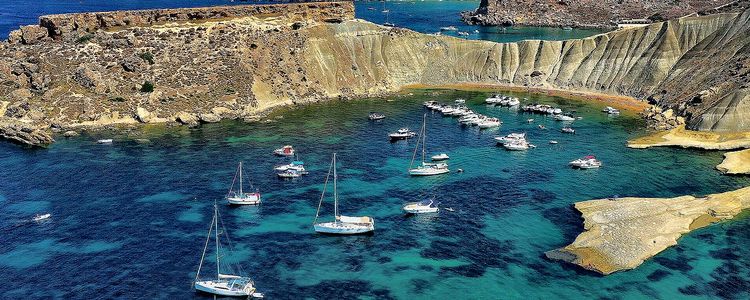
top-left (716, 149), bottom-right (750, 174)
top-left (547, 187), bottom-right (750, 274)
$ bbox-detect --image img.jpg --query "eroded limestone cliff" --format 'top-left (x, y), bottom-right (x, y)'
top-left (1, 2), bottom-right (749, 146)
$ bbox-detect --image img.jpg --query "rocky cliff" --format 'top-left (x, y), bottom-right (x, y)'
top-left (463, 0), bottom-right (744, 28)
top-left (1, 2), bottom-right (750, 146)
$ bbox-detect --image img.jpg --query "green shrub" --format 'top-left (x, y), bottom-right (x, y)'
top-left (140, 81), bottom-right (154, 93)
top-left (139, 52), bottom-right (155, 65)
top-left (75, 34), bottom-right (95, 44)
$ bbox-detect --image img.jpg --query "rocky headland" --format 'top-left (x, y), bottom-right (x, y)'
top-left (462, 0), bottom-right (748, 28)
top-left (1, 2), bottom-right (750, 147)
top-left (546, 187), bottom-right (750, 275)
top-left (716, 149), bottom-right (750, 174)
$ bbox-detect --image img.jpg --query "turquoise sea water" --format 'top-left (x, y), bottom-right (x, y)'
top-left (0, 0), bottom-right (604, 42)
top-left (1, 89), bottom-right (749, 299)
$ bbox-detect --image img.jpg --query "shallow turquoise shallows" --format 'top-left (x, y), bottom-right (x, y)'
top-left (1, 89), bottom-right (749, 299)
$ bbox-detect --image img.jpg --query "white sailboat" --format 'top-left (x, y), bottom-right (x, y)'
top-left (194, 203), bottom-right (262, 298)
top-left (409, 114), bottom-right (449, 176)
top-left (313, 153), bottom-right (375, 235)
top-left (226, 162), bottom-right (261, 205)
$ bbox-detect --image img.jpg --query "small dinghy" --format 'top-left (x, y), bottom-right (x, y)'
top-left (561, 127), bottom-right (576, 134)
top-left (97, 139), bottom-right (113, 144)
top-left (431, 153), bottom-right (450, 161)
top-left (32, 213), bottom-right (51, 222)
top-left (527, 119), bottom-right (534, 123)
top-left (313, 153), bottom-right (375, 235)
top-left (549, 140), bottom-right (559, 144)
top-left (273, 145), bottom-right (295, 157)
top-left (368, 112), bottom-right (386, 120)
top-left (403, 199), bottom-right (439, 214)
top-left (226, 162), bottom-right (261, 205)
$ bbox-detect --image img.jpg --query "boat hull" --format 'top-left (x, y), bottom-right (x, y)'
top-left (195, 280), bottom-right (254, 297)
top-left (403, 206), bottom-right (439, 214)
top-left (314, 222), bottom-right (374, 235)
top-left (409, 167), bottom-right (450, 176)
top-left (227, 195), bottom-right (261, 205)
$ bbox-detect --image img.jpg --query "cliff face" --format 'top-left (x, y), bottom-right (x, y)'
top-left (463, 0), bottom-right (743, 28)
top-left (1, 3), bottom-right (749, 146)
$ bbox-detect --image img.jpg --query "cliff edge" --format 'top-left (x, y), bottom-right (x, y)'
top-left (1, 2), bottom-right (750, 146)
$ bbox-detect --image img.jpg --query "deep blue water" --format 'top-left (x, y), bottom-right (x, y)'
top-left (1, 89), bottom-right (749, 299)
top-left (0, 0), bottom-right (604, 42)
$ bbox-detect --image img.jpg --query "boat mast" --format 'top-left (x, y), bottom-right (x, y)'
top-left (214, 203), bottom-right (220, 278)
top-left (238, 162), bottom-right (243, 195)
top-left (195, 208), bottom-right (215, 283)
top-left (313, 154), bottom-right (334, 225)
top-left (421, 114), bottom-right (426, 164)
top-left (333, 153), bottom-right (339, 220)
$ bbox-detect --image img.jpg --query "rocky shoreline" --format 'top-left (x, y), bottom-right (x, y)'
top-left (462, 0), bottom-right (745, 28)
top-left (546, 187), bottom-right (750, 275)
top-left (1, 3), bottom-right (750, 148)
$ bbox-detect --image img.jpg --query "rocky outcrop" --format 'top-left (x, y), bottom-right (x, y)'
top-left (716, 149), bottom-right (750, 174)
top-left (628, 125), bottom-right (750, 150)
top-left (1, 3), bottom-right (750, 146)
top-left (463, 0), bottom-right (740, 28)
top-left (24, 2), bottom-right (355, 44)
top-left (0, 117), bottom-right (54, 146)
top-left (641, 106), bottom-right (686, 130)
top-left (546, 187), bottom-right (750, 275)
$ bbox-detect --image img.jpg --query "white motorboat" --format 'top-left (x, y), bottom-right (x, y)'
top-left (458, 31), bottom-right (470, 36)
top-left (440, 106), bottom-right (456, 115)
top-left (97, 139), bottom-right (113, 144)
top-left (485, 94), bottom-right (502, 104)
top-left (313, 153), bottom-right (375, 235)
top-left (227, 162), bottom-right (261, 205)
top-left (409, 114), bottom-right (450, 176)
top-left (403, 199), bottom-right (439, 214)
top-left (553, 108), bottom-right (563, 115)
top-left (194, 203), bottom-right (261, 297)
top-left (277, 169), bottom-right (303, 179)
top-left (478, 118), bottom-right (502, 129)
top-left (570, 155), bottom-right (602, 169)
top-left (440, 26), bottom-right (458, 31)
top-left (554, 114), bottom-right (576, 121)
top-left (561, 127), bottom-right (576, 134)
top-left (503, 141), bottom-right (531, 151)
top-left (454, 99), bottom-right (466, 105)
top-left (579, 159), bottom-right (603, 169)
top-left (527, 118), bottom-right (534, 123)
top-left (506, 98), bottom-right (520, 106)
top-left (431, 153), bottom-right (450, 161)
top-left (389, 128), bottom-right (417, 140)
top-left (273, 145), bottom-right (295, 157)
top-left (274, 159), bottom-right (305, 172)
top-left (32, 213), bottom-right (51, 222)
top-left (368, 112), bottom-right (386, 120)
top-left (494, 133), bottom-right (526, 144)
top-left (549, 140), bottom-right (559, 144)
top-left (458, 114), bottom-right (479, 124)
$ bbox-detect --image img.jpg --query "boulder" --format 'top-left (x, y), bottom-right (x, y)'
top-left (662, 109), bottom-right (674, 119)
top-left (175, 111), bottom-right (199, 126)
top-left (63, 130), bottom-right (79, 137)
top-left (135, 106), bottom-right (153, 123)
top-left (19, 25), bottom-right (48, 45)
top-left (73, 66), bottom-right (107, 93)
top-left (199, 113), bottom-right (221, 123)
